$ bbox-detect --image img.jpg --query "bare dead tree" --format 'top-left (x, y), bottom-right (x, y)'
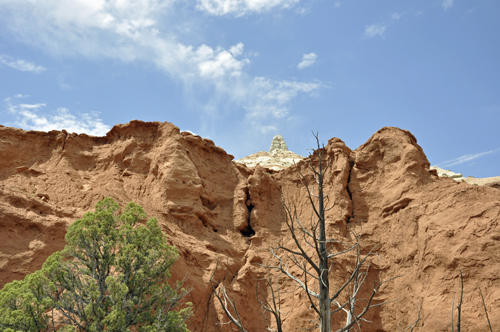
top-left (479, 287), bottom-right (493, 332)
top-left (209, 256), bottom-right (247, 332)
top-left (210, 133), bottom-right (400, 332)
top-left (209, 256), bottom-right (285, 332)
top-left (331, 236), bottom-right (401, 331)
top-left (444, 271), bottom-right (496, 332)
top-left (256, 266), bottom-right (284, 332)
top-left (400, 299), bottom-right (423, 332)
top-left (448, 271), bottom-right (464, 332)
top-left (265, 132), bottom-right (401, 332)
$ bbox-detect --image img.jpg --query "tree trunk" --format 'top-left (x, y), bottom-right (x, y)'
top-left (318, 159), bottom-right (331, 332)
top-left (319, 256), bottom-right (331, 332)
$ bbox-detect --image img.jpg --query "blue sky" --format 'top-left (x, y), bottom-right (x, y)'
top-left (0, 0), bottom-right (499, 178)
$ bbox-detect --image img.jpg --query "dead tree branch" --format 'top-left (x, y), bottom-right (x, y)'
top-left (209, 256), bottom-right (247, 332)
top-left (450, 270), bottom-right (464, 332)
top-left (256, 266), bottom-right (285, 332)
top-left (479, 287), bottom-right (493, 332)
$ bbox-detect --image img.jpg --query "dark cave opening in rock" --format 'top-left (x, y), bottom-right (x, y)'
top-left (240, 203), bottom-right (256, 237)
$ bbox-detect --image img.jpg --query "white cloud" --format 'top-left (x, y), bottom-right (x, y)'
top-left (334, 2), bottom-right (341, 8)
top-left (260, 125), bottom-right (277, 134)
top-left (297, 53), bottom-right (317, 69)
top-left (0, 0), bottom-right (321, 130)
top-left (196, 44), bottom-right (249, 79)
top-left (295, 7), bottom-right (309, 15)
top-left (58, 76), bottom-right (72, 90)
top-left (0, 55), bottom-right (46, 73)
top-left (439, 149), bottom-right (500, 168)
top-left (12, 94), bottom-right (29, 99)
top-left (245, 77), bottom-right (321, 119)
top-left (5, 95), bottom-right (110, 136)
top-left (391, 12), bottom-right (402, 20)
top-left (195, 0), bottom-right (300, 16)
top-left (442, 0), bottom-right (454, 10)
top-left (229, 42), bottom-right (245, 56)
top-left (364, 23), bottom-right (386, 38)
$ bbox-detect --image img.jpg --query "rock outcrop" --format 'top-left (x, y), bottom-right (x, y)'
top-left (0, 122), bottom-right (498, 331)
top-left (431, 166), bottom-right (464, 178)
top-left (431, 165), bottom-right (500, 188)
top-left (235, 134), bottom-right (304, 170)
top-left (268, 134), bottom-right (289, 153)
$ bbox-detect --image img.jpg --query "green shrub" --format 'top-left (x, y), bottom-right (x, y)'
top-left (0, 198), bottom-right (192, 332)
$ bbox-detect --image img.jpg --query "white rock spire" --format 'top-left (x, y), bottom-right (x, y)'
top-left (269, 134), bottom-right (289, 154)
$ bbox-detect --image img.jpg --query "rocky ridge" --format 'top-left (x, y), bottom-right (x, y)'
top-left (0, 122), bottom-right (499, 331)
top-left (235, 134), bottom-right (304, 170)
top-left (237, 136), bottom-right (500, 189)
top-left (431, 166), bottom-right (500, 188)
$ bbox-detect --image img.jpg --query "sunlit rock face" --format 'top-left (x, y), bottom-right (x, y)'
top-left (1, 123), bottom-right (499, 331)
top-left (430, 166), bottom-right (463, 178)
top-left (268, 134), bottom-right (288, 153)
top-left (236, 134), bottom-right (304, 171)
top-left (430, 165), bottom-right (500, 187)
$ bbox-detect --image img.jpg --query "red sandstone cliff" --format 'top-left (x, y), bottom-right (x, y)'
top-left (0, 122), bottom-right (498, 331)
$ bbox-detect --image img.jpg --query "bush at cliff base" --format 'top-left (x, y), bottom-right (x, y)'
top-left (0, 198), bottom-right (192, 332)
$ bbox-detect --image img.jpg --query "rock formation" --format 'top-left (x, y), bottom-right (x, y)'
top-left (268, 134), bottom-right (289, 153)
top-left (431, 165), bottom-right (500, 188)
top-left (0, 122), bottom-right (498, 331)
top-left (235, 134), bottom-right (304, 170)
top-left (430, 166), bottom-right (464, 178)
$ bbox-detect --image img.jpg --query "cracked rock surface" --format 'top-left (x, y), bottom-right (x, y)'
top-left (0, 122), bottom-right (499, 331)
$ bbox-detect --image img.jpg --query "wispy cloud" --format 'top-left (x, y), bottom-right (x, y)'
top-left (442, 0), bottom-right (454, 11)
top-left (245, 77), bottom-right (321, 120)
top-left (260, 125), bottom-right (277, 134)
top-left (297, 53), bottom-right (317, 69)
top-left (196, 0), bottom-right (300, 16)
top-left (391, 12), bottom-right (402, 20)
top-left (439, 148), bottom-right (500, 167)
top-left (4, 95), bottom-right (110, 136)
top-left (364, 23), bottom-right (386, 38)
top-left (0, 0), bottom-right (320, 132)
top-left (334, 1), bottom-right (341, 8)
top-left (0, 55), bottom-right (46, 73)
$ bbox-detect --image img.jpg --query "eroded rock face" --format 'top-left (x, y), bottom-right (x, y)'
top-left (236, 134), bottom-right (304, 170)
top-left (430, 166), bottom-right (463, 178)
top-left (269, 134), bottom-right (288, 153)
top-left (0, 123), bottom-right (498, 331)
top-left (430, 165), bottom-right (500, 187)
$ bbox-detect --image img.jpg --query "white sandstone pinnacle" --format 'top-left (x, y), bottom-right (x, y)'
top-left (269, 134), bottom-right (289, 153)
top-left (236, 134), bottom-right (304, 171)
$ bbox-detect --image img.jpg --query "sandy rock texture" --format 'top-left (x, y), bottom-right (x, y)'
top-left (431, 166), bottom-right (500, 188)
top-left (268, 134), bottom-right (289, 153)
top-left (235, 134), bottom-right (304, 171)
top-left (235, 150), bottom-right (305, 171)
top-left (0, 122), bottom-right (498, 331)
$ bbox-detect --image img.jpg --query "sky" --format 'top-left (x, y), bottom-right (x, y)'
top-left (0, 0), bottom-right (499, 178)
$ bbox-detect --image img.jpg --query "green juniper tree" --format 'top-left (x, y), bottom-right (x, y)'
top-left (0, 270), bottom-right (53, 332)
top-left (0, 198), bottom-right (192, 332)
